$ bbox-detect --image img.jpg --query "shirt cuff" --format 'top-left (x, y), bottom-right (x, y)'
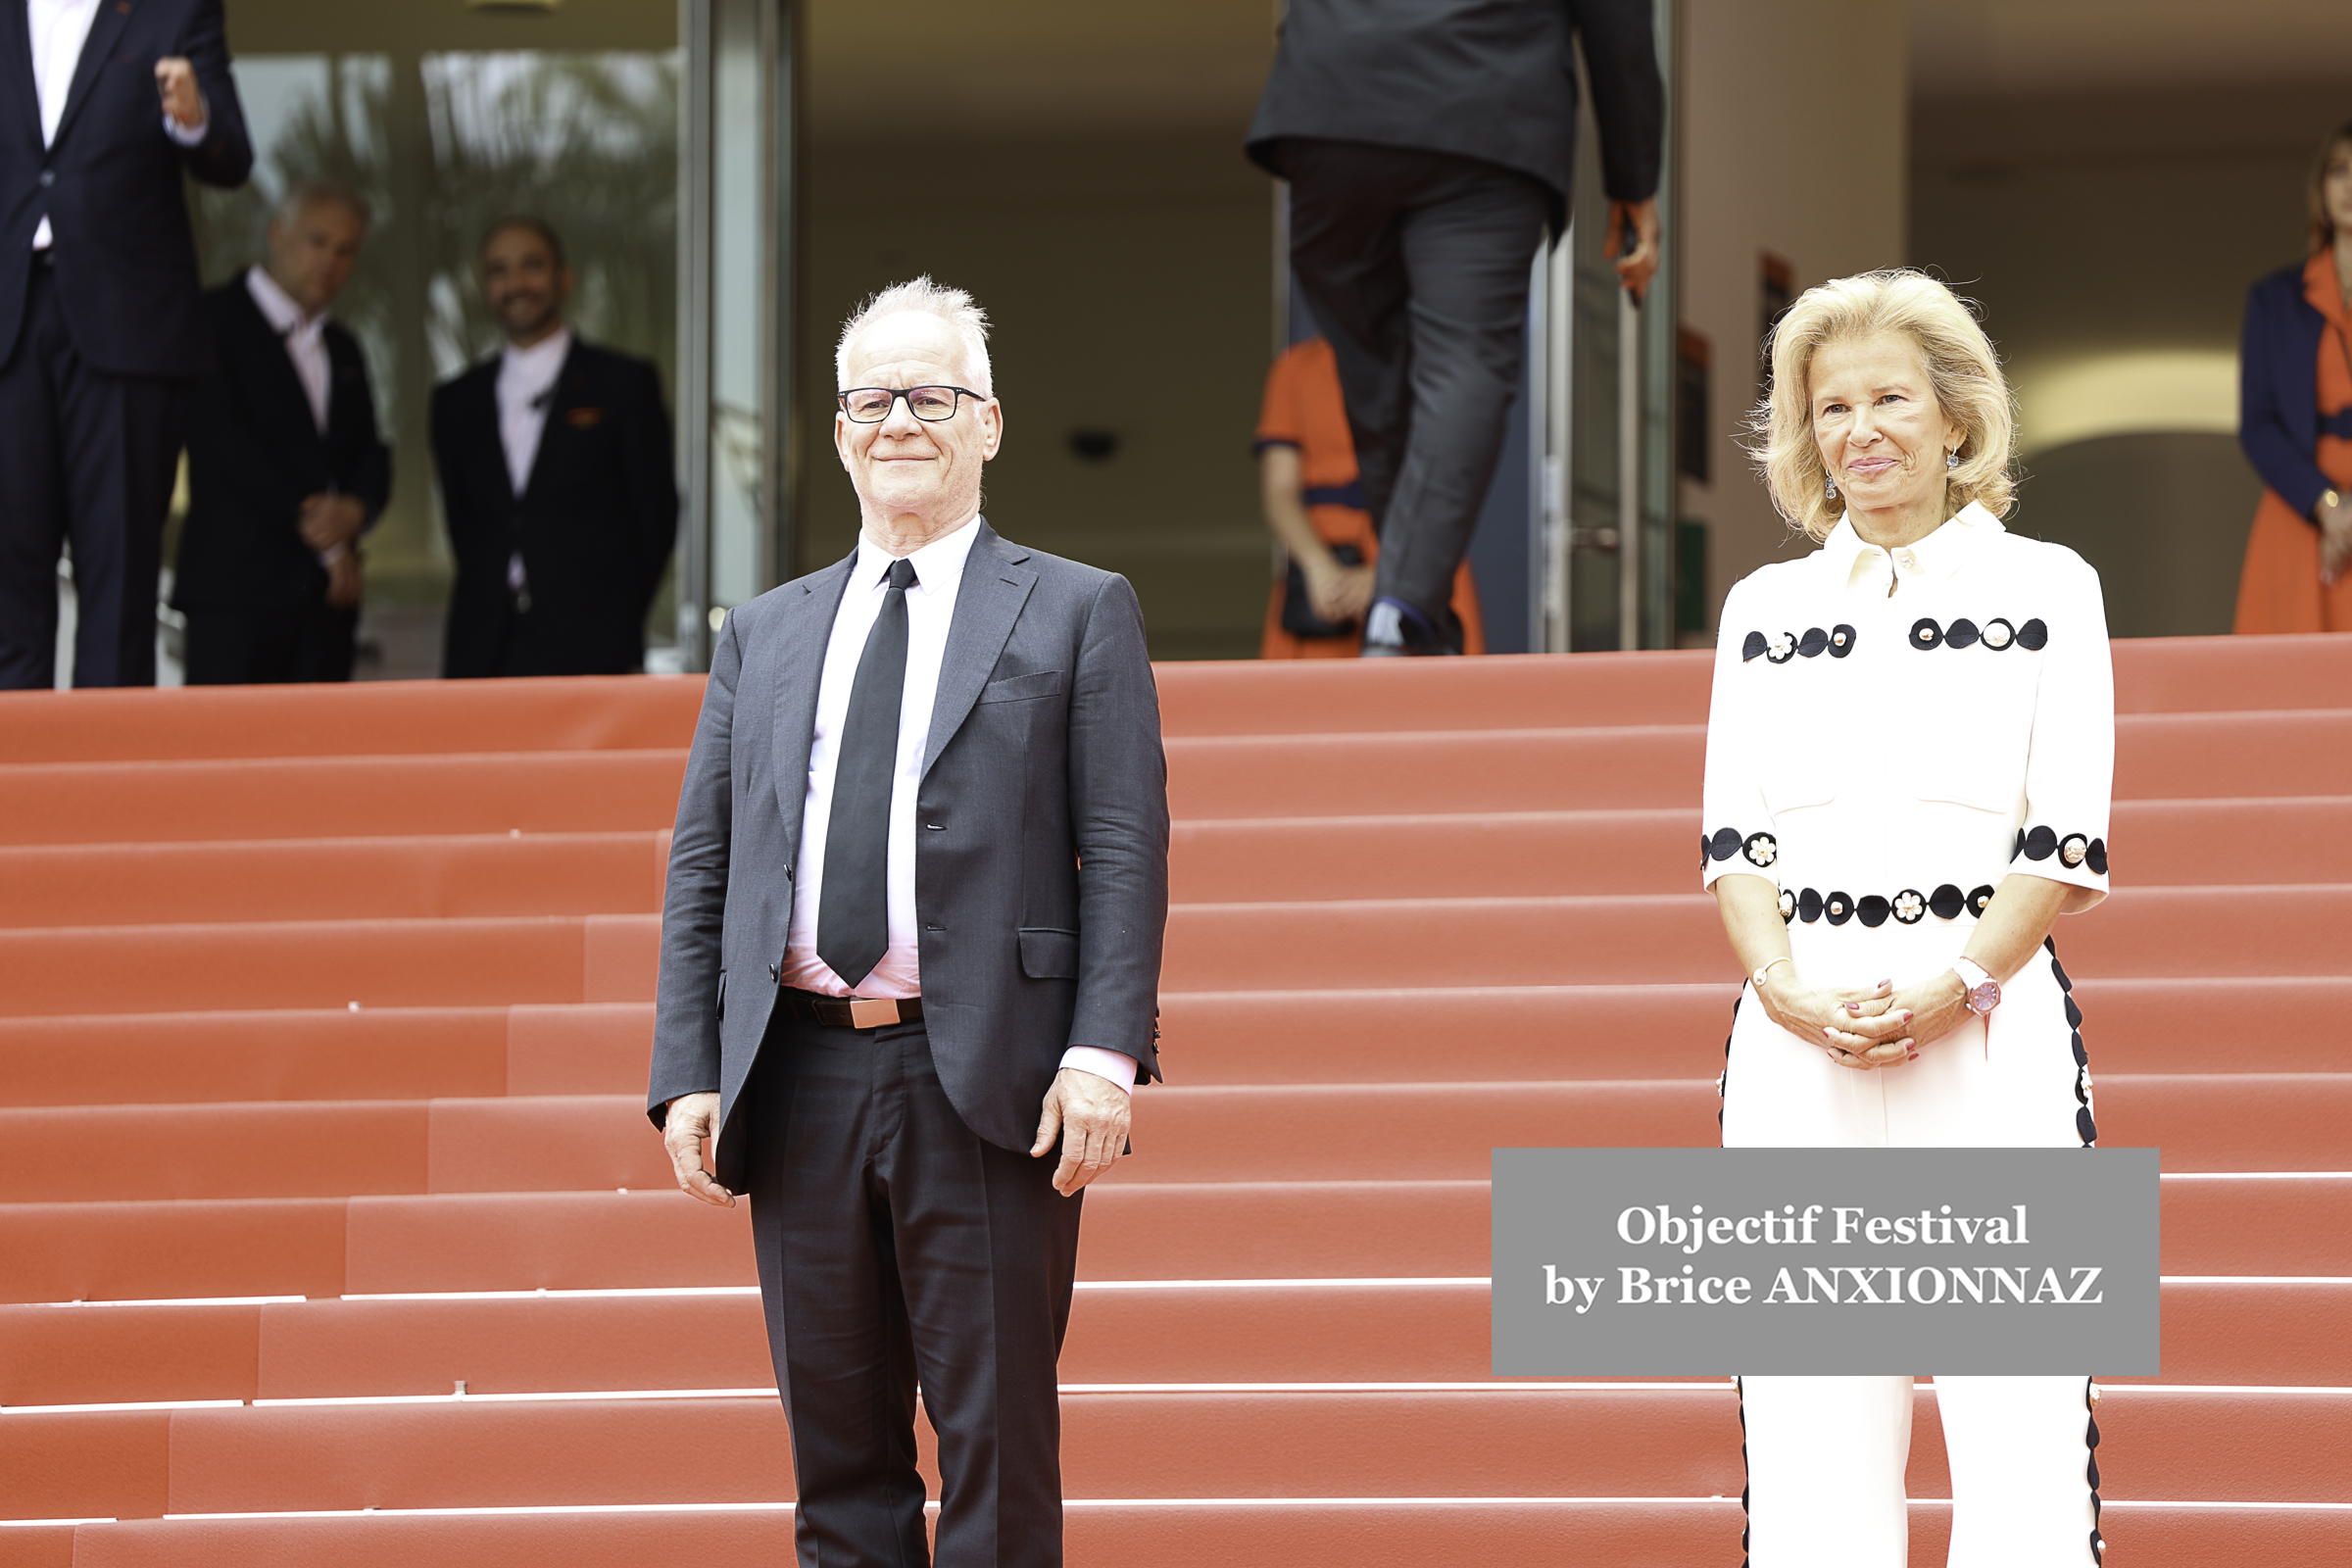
top-left (1058, 1046), bottom-right (1138, 1095)
top-left (163, 98), bottom-right (210, 148)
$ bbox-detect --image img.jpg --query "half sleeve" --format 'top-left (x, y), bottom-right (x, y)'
top-left (1700, 578), bottom-right (1780, 892)
top-left (1254, 346), bottom-right (1305, 453)
top-left (2013, 555), bottom-right (2115, 906)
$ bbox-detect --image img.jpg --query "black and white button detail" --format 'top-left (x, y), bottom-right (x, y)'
top-left (1906, 614), bottom-right (2049, 652)
top-left (1744, 625), bottom-right (1860, 664)
top-left (2017, 826), bottom-right (2108, 875)
top-left (1707, 827), bottom-right (1746, 863)
top-left (1743, 832), bottom-right (1779, 868)
top-left (1766, 631), bottom-right (1797, 664)
top-left (1798, 626), bottom-right (1829, 659)
top-left (1967, 884), bottom-right (1996, 916)
top-left (1829, 623), bottom-right (1858, 658)
top-left (1778, 889), bottom-right (1796, 923)
top-left (1741, 630), bottom-right (1769, 662)
top-left (1791, 883), bottom-right (1984, 924)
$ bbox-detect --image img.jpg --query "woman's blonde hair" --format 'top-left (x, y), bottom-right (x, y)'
top-left (1746, 269), bottom-right (2016, 541)
top-left (2307, 119), bottom-right (2352, 257)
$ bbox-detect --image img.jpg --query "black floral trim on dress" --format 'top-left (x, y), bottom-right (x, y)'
top-left (1740, 624), bottom-right (1857, 662)
top-left (1908, 615), bottom-right (2047, 652)
top-left (2014, 825), bottom-right (2108, 875)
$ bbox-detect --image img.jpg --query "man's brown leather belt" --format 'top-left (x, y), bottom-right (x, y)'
top-left (780, 990), bottom-right (923, 1030)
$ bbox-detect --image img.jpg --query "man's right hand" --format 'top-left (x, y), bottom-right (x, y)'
top-left (299, 492), bottom-right (367, 553)
top-left (662, 1092), bottom-right (736, 1207)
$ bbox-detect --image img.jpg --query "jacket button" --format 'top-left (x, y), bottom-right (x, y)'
top-left (766, 963), bottom-right (778, 981)
top-left (925, 821), bottom-right (944, 830)
top-left (38, 171), bottom-right (55, 187)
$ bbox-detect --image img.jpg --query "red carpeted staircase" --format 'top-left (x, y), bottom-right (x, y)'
top-left (2, 639), bottom-right (2348, 1566)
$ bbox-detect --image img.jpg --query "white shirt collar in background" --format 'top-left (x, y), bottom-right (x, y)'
top-left (245, 266), bottom-right (331, 435)
top-left (495, 327), bottom-right (572, 497)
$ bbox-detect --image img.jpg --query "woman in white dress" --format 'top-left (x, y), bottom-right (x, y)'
top-left (1703, 270), bottom-right (2114, 1567)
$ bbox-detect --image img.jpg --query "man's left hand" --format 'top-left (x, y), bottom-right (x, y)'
top-left (1606, 198), bottom-right (1660, 305)
top-left (299, 493), bottom-right (367, 553)
top-left (1029, 1067), bottom-right (1131, 1197)
top-left (156, 58), bottom-right (205, 131)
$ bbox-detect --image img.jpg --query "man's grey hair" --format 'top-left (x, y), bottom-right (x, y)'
top-left (835, 276), bottom-right (993, 397)
top-left (275, 177), bottom-right (372, 234)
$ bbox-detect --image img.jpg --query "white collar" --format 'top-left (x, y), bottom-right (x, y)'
top-left (500, 327), bottom-right (572, 384)
top-left (245, 266), bottom-right (324, 342)
top-left (1819, 501), bottom-right (2004, 588)
top-left (852, 514), bottom-right (984, 596)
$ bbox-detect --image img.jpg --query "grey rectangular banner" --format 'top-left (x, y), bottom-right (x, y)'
top-left (1492, 1149), bottom-right (2160, 1376)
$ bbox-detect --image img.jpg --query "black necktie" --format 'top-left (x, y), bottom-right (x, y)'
top-left (817, 557), bottom-right (918, 990)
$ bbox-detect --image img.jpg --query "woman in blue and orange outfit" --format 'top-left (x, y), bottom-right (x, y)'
top-left (1253, 336), bottom-right (1485, 658)
top-left (2233, 119), bottom-right (2352, 632)
top-left (1706, 270), bottom-right (2113, 1566)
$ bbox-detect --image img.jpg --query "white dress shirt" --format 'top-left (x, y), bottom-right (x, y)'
top-left (495, 327), bottom-right (570, 593)
top-left (780, 516), bottom-right (1139, 1093)
top-left (26, 0), bottom-right (210, 251)
top-left (244, 266), bottom-right (330, 434)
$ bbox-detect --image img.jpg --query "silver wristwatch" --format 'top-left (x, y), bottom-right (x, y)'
top-left (1950, 956), bottom-right (2000, 1016)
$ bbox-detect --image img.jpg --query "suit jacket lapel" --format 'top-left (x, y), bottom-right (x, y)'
top-left (921, 521), bottom-right (1036, 781)
top-left (770, 552), bottom-right (858, 862)
top-left (519, 336), bottom-right (581, 501)
top-left (2, 4), bottom-right (40, 151)
top-left (56, 0), bottom-right (135, 150)
top-left (228, 282), bottom-right (329, 457)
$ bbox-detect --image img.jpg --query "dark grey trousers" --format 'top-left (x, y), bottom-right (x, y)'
top-left (743, 1012), bottom-right (1083, 1568)
top-left (1282, 138), bottom-right (1551, 628)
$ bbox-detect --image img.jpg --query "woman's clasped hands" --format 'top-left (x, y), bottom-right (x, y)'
top-left (1754, 966), bottom-right (1973, 1070)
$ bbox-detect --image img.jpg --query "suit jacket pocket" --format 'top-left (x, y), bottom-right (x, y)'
top-left (1018, 927), bottom-right (1081, 979)
top-left (980, 669), bottom-right (1064, 705)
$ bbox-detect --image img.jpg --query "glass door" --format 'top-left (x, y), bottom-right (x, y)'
top-left (675, 0), bottom-right (797, 671)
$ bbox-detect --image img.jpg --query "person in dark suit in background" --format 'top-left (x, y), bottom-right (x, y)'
top-left (433, 217), bottom-right (676, 678)
top-left (174, 180), bottom-right (389, 684)
top-left (0, 0), bottom-right (251, 688)
top-left (649, 277), bottom-right (1167, 1568)
top-left (1247, 0), bottom-right (1663, 656)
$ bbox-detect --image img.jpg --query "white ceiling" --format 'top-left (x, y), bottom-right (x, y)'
top-left (1909, 0), bottom-right (2352, 100)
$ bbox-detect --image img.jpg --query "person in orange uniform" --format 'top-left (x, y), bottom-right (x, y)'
top-left (2233, 120), bottom-right (2352, 633)
top-left (1254, 335), bottom-right (1485, 658)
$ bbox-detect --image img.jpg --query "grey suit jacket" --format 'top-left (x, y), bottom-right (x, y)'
top-left (645, 522), bottom-right (1170, 1186)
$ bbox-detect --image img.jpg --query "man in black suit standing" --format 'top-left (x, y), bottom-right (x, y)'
top-left (1248, 0), bottom-right (1663, 656)
top-left (648, 277), bottom-right (1167, 1567)
top-left (0, 0), bottom-right (251, 688)
top-left (432, 217), bottom-right (676, 678)
top-left (173, 180), bottom-right (389, 684)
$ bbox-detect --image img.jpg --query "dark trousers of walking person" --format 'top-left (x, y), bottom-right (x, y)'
top-left (0, 261), bottom-right (191, 689)
top-left (1282, 138), bottom-right (1550, 650)
top-left (743, 1010), bottom-right (1083, 1567)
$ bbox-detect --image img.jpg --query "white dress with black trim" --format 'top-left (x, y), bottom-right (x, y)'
top-left (1701, 504), bottom-right (2113, 1568)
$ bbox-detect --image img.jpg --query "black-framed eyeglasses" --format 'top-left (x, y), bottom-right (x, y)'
top-left (837, 385), bottom-right (985, 423)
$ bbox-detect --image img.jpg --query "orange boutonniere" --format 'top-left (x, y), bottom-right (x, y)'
top-left (564, 407), bottom-right (605, 427)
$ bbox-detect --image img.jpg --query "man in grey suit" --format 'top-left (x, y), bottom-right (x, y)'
top-left (648, 276), bottom-right (1168, 1568)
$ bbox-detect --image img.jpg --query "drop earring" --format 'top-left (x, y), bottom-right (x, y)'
top-left (1946, 450), bottom-right (1960, 469)
top-left (1824, 473), bottom-right (1838, 500)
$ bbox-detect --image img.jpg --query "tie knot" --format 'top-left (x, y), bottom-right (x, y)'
top-left (886, 558), bottom-right (918, 593)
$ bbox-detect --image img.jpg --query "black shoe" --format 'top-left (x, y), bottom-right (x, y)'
top-left (1361, 597), bottom-right (1463, 657)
